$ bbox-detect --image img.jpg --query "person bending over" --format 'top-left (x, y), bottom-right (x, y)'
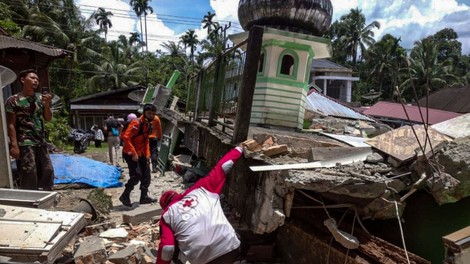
top-left (157, 144), bottom-right (245, 264)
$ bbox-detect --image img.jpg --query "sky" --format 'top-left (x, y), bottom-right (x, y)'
top-left (74, 0), bottom-right (470, 55)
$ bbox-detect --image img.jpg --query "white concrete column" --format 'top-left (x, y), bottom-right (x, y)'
top-left (323, 79), bottom-right (327, 96)
top-left (346, 80), bottom-right (352, 102)
top-left (0, 67), bottom-right (16, 188)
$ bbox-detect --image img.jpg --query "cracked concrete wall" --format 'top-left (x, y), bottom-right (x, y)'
top-left (184, 125), bottom-right (287, 234)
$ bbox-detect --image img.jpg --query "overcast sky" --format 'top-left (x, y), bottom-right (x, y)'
top-left (74, 0), bottom-right (470, 55)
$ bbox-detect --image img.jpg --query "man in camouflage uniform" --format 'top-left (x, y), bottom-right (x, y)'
top-left (5, 69), bottom-right (54, 190)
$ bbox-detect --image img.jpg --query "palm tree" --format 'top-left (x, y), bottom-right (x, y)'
top-left (81, 44), bottom-right (144, 91)
top-left (129, 0), bottom-right (153, 53)
top-left (202, 11), bottom-right (216, 34)
top-left (161, 41), bottom-right (185, 57)
top-left (365, 34), bottom-right (406, 97)
top-left (180, 29), bottom-right (199, 65)
top-left (93, 7), bottom-right (113, 42)
top-left (333, 8), bottom-right (380, 68)
top-left (399, 39), bottom-right (460, 101)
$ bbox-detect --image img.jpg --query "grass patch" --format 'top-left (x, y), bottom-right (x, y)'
top-left (62, 141), bottom-right (111, 154)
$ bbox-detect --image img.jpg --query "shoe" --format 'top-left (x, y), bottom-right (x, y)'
top-left (152, 168), bottom-right (158, 173)
top-left (119, 191), bottom-right (132, 207)
top-left (140, 195), bottom-right (157, 204)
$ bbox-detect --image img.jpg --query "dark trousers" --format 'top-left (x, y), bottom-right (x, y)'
top-left (123, 153), bottom-right (151, 191)
top-left (94, 140), bottom-right (102, 148)
top-left (18, 145), bottom-right (54, 190)
top-left (149, 138), bottom-right (159, 171)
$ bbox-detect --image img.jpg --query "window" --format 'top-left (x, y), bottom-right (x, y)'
top-left (280, 54), bottom-right (294, 75)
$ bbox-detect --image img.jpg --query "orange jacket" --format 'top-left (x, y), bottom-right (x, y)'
top-left (122, 116), bottom-right (151, 158)
top-left (149, 115), bottom-right (162, 140)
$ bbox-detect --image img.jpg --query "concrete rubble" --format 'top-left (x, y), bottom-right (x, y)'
top-left (2, 113), bottom-right (470, 263)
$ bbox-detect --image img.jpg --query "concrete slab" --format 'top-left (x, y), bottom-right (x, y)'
top-left (432, 113), bottom-right (470, 139)
top-left (366, 125), bottom-right (451, 163)
top-left (122, 206), bottom-right (162, 225)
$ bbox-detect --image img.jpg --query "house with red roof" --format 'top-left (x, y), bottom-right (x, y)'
top-left (363, 101), bottom-right (462, 128)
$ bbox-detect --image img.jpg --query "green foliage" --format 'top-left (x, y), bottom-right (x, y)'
top-left (87, 188), bottom-right (113, 217)
top-left (0, 2), bottom-right (21, 34)
top-left (44, 110), bottom-right (71, 149)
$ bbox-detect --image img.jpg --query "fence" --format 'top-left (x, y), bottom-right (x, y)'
top-left (185, 26), bottom-right (264, 143)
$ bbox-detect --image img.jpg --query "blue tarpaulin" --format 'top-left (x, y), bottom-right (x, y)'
top-left (51, 154), bottom-right (123, 188)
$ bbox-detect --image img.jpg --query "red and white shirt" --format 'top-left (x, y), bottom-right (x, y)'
top-left (157, 147), bottom-right (243, 264)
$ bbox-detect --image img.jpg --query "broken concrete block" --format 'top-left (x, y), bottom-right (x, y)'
top-left (366, 152), bottom-right (384, 164)
top-left (262, 145), bottom-right (288, 157)
top-left (108, 245), bottom-right (141, 264)
top-left (262, 136), bottom-right (274, 147)
top-left (141, 254), bottom-right (154, 264)
top-left (242, 139), bottom-right (262, 152)
top-left (73, 236), bottom-right (107, 264)
top-left (85, 221), bottom-right (116, 236)
top-left (122, 207), bottom-right (162, 225)
top-left (99, 227), bottom-right (128, 241)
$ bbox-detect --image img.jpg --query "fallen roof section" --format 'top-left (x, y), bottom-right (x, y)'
top-left (363, 101), bottom-right (462, 125)
top-left (306, 90), bottom-right (375, 122)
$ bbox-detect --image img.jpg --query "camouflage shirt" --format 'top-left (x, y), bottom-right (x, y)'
top-left (5, 92), bottom-right (46, 147)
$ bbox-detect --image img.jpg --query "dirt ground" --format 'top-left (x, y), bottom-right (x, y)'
top-left (54, 146), bottom-right (185, 224)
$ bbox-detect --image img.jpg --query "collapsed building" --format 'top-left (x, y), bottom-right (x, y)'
top-left (155, 1), bottom-right (470, 263)
top-left (1, 1), bottom-right (470, 263)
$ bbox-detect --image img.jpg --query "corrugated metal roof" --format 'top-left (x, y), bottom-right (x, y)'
top-left (70, 85), bottom-right (145, 103)
top-left (305, 91), bottom-right (375, 122)
top-left (363, 101), bottom-right (462, 125)
top-left (0, 35), bottom-right (68, 57)
top-left (70, 104), bottom-right (139, 111)
top-left (417, 86), bottom-right (470, 113)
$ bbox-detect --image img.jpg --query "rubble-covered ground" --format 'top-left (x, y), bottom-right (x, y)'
top-left (51, 148), bottom-right (281, 264)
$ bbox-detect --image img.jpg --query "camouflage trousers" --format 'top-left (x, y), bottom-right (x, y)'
top-left (18, 145), bottom-right (54, 191)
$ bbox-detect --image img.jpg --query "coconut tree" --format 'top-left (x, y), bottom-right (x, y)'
top-left (160, 40), bottom-right (185, 57)
top-left (81, 44), bottom-right (144, 91)
top-left (180, 29), bottom-right (199, 65)
top-left (93, 7), bottom-right (113, 42)
top-left (399, 39), bottom-right (460, 101)
top-left (129, 0), bottom-right (153, 53)
top-left (330, 8), bottom-right (380, 69)
top-left (202, 11), bottom-right (216, 34)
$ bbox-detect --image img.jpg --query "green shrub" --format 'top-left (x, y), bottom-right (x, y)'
top-left (44, 115), bottom-right (70, 150)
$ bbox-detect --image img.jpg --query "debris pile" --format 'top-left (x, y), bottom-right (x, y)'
top-left (69, 220), bottom-right (159, 264)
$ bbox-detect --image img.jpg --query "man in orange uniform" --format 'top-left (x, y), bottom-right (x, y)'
top-left (119, 103), bottom-right (157, 207)
top-left (149, 115), bottom-right (162, 173)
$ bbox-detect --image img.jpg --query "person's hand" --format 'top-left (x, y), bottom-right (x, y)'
top-left (9, 145), bottom-right (20, 159)
top-left (132, 153), bottom-right (138, 162)
top-left (41, 93), bottom-right (52, 106)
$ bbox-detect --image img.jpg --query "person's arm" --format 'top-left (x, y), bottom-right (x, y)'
top-left (192, 146), bottom-right (243, 194)
top-left (157, 218), bottom-right (176, 264)
top-left (122, 119), bottom-right (140, 160)
top-left (42, 93), bottom-right (53, 122)
top-left (6, 112), bottom-right (19, 159)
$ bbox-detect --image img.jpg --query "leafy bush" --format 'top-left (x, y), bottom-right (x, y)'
top-left (44, 113), bottom-right (71, 150)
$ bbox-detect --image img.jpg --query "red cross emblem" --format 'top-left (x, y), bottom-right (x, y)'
top-left (178, 196), bottom-right (199, 213)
